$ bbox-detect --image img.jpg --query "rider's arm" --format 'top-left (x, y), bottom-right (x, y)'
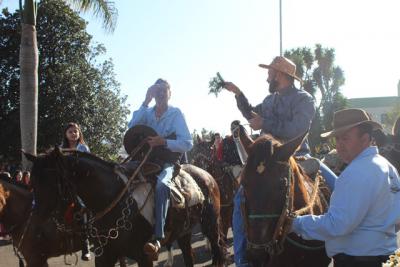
top-left (235, 93), bottom-right (263, 120)
top-left (165, 109), bottom-right (193, 153)
top-left (291, 160), bottom-right (382, 241)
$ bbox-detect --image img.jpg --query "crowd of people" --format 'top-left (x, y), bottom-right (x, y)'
top-left (1, 56), bottom-right (399, 267)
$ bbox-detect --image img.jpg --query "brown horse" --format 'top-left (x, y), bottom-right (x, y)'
top-left (232, 123), bottom-right (331, 267)
top-left (25, 148), bottom-right (225, 267)
top-left (191, 136), bottom-right (240, 242)
top-left (0, 176), bottom-right (99, 267)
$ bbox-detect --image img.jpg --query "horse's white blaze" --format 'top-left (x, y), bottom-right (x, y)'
top-left (132, 183), bottom-right (154, 225)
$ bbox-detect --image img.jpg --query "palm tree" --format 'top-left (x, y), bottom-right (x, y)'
top-left (19, 0), bottom-right (117, 168)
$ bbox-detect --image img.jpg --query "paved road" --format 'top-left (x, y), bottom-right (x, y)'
top-left (6, 227), bottom-right (398, 266)
top-left (0, 229), bottom-right (235, 267)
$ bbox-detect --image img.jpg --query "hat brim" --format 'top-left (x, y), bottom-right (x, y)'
top-left (124, 125), bottom-right (158, 155)
top-left (321, 120), bottom-right (383, 139)
top-left (259, 64), bottom-right (302, 82)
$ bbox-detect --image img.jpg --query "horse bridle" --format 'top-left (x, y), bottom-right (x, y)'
top-left (245, 160), bottom-right (322, 256)
top-left (245, 163), bottom-right (295, 255)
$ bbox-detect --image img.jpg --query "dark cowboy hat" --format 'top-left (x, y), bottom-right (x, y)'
top-left (123, 125), bottom-right (158, 155)
top-left (321, 108), bottom-right (383, 138)
top-left (259, 56), bottom-right (302, 82)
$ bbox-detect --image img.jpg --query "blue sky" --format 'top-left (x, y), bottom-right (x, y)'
top-left (3, 0), bottom-right (400, 135)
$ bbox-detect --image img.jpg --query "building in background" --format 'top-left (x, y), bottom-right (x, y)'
top-left (348, 84), bottom-right (400, 132)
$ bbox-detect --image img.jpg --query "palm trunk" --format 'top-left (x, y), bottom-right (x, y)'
top-left (19, 23), bottom-right (38, 169)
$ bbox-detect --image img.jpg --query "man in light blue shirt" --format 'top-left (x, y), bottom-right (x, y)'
top-left (292, 108), bottom-right (400, 267)
top-left (128, 79), bottom-right (193, 260)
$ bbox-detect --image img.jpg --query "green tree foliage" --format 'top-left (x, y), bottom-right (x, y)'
top-left (0, 0), bottom-right (129, 161)
top-left (284, 44), bottom-right (347, 153)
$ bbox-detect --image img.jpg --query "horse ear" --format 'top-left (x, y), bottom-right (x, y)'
top-left (22, 150), bottom-right (37, 162)
top-left (393, 116), bottom-right (400, 137)
top-left (273, 131), bottom-right (308, 162)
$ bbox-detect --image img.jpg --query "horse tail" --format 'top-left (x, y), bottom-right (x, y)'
top-left (181, 164), bottom-right (226, 265)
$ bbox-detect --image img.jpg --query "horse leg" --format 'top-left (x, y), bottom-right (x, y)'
top-left (163, 243), bottom-right (174, 267)
top-left (94, 252), bottom-right (119, 267)
top-left (201, 203), bottom-right (225, 267)
top-left (176, 233), bottom-right (194, 267)
top-left (118, 256), bottom-right (127, 267)
top-left (136, 254), bottom-right (154, 267)
top-left (25, 258), bottom-right (49, 267)
top-left (220, 206), bottom-right (232, 243)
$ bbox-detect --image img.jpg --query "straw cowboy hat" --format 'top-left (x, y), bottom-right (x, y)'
top-left (321, 108), bottom-right (383, 138)
top-left (259, 56), bottom-right (302, 82)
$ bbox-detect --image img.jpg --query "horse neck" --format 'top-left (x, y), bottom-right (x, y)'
top-left (1, 182), bottom-right (32, 228)
top-left (72, 157), bottom-right (123, 212)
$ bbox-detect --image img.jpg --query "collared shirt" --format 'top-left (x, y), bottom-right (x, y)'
top-left (235, 85), bottom-right (315, 154)
top-left (128, 105), bottom-right (193, 153)
top-left (292, 146), bottom-right (400, 257)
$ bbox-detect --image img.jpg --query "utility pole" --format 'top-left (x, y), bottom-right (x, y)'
top-left (279, 0), bottom-right (283, 56)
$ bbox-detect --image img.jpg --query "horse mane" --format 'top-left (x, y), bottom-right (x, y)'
top-left (65, 150), bottom-right (117, 168)
top-left (40, 148), bottom-right (116, 169)
top-left (0, 183), bottom-right (10, 213)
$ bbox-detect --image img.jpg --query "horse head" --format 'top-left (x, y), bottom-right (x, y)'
top-left (241, 132), bottom-right (307, 262)
top-left (24, 147), bottom-right (72, 219)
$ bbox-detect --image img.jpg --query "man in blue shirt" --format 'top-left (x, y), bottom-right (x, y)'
top-left (224, 56), bottom-right (338, 266)
top-left (292, 108), bottom-right (400, 267)
top-left (128, 79), bottom-right (193, 260)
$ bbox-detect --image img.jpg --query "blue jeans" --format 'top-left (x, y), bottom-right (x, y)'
top-left (232, 159), bottom-right (337, 266)
top-left (154, 164), bottom-right (174, 239)
top-left (233, 186), bottom-right (251, 267)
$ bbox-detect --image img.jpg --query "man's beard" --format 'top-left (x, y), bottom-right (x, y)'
top-left (269, 79), bottom-right (278, 93)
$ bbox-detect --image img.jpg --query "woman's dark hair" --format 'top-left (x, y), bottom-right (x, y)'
top-left (62, 122), bottom-right (86, 148)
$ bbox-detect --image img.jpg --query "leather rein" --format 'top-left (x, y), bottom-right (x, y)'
top-left (245, 161), bottom-right (322, 255)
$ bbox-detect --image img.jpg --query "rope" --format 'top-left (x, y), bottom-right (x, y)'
top-left (91, 143), bottom-right (153, 222)
top-left (294, 175), bottom-right (321, 216)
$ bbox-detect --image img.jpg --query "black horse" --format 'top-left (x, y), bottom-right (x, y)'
top-left (25, 148), bottom-right (225, 267)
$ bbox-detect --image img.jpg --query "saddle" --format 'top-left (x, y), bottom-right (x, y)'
top-left (116, 161), bottom-right (204, 210)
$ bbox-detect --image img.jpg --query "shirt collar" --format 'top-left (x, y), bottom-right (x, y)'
top-left (277, 85), bottom-right (296, 96)
top-left (351, 146), bottom-right (379, 163)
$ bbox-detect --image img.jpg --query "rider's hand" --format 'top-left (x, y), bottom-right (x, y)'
top-left (143, 85), bottom-right (159, 106)
top-left (223, 82), bottom-right (241, 96)
top-left (147, 136), bottom-right (167, 148)
top-left (248, 112), bottom-right (263, 131)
